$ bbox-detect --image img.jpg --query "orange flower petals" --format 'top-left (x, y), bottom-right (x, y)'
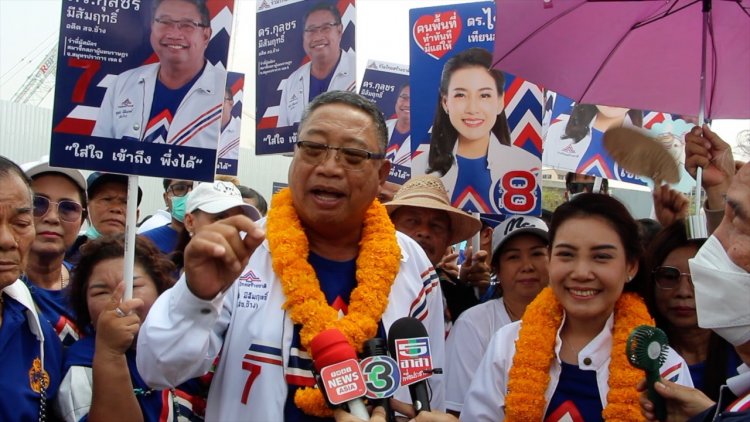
top-left (506, 287), bottom-right (653, 421)
top-left (266, 189), bottom-right (401, 416)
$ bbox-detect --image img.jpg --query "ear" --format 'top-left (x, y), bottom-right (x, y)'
top-left (184, 213), bottom-right (195, 233)
top-left (163, 191), bottom-right (171, 210)
top-left (441, 96), bottom-right (449, 114)
top-left (497, 93), bottom-right (505, 115)
top-left (202, 27), bottom-right (212, 43)
top-left (626, 260), bottom-right (639, 282)
top-left (377, 159), bottom-right (391, 186)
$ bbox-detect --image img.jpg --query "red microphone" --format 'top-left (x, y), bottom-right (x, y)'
top-left (309, 328), bottom-right (369, 419)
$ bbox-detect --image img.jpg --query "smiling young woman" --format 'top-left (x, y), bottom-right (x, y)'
top-left (461, 193), bottom-right (695, 421)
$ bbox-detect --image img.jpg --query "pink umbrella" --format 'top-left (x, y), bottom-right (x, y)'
top-left (493, 0), bottom-right (750, 121)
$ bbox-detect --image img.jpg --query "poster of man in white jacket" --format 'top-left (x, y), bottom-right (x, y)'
top-left (276, 2), bottom-right (356, 127)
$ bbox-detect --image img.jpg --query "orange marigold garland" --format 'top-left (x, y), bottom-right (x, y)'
top-left (266, 188), bottom-right (401, 417)
top-left (505, 287), bottom-right (653, 421)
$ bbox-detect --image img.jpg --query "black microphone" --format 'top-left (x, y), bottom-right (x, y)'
top-left (361, 338), bottom-right (398, 422)
top-left (387, 317), bottom-right (434, 413)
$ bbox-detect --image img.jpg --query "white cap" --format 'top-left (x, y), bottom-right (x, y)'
top-left (21, 155), bottom-right (87, 192)
top-left (491, 216), bottom-right (549, 260)
top-left (186, 181), bottom-right (261, 221)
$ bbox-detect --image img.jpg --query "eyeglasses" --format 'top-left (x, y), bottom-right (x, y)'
top-left (303, 22), bottom-right (339, 34)
top-left (168, 183), bottom-right (192, 197)
top-left (296, 140), bottom-right (385, 171)
top-left (652, 266), bottom-right (693, 290)
top-left (568, 181), bottom-right (595, 194)
top-left (398, 94), bottom-right (410, 101)
top-left (153, 17), bottom-right (208, 32)
top-left (33, 195), bottom-right (83, 223)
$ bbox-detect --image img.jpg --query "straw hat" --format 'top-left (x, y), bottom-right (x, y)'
top-left (385, 175), bottom-right (481, 245)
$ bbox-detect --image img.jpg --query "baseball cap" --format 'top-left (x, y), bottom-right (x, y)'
top-left (491, 216), bottom-right (549, 261)
top-left (186, 181), bottom-right (261, 221)
top-left (21, 156), bottom-right (87, 192)
top-left (87, 172), bottom-right (143, 205)
top-left (385, 175), bottom-right (481, 245)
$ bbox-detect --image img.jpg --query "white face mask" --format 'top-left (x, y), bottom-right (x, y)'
top-left (689, 235), bottom-right (750, 346)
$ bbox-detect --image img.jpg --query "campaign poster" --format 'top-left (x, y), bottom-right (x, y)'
top-left (359, 60), bottom-right (410, 185)
top-left (409, 2), bottom-right (544, 218)
top-left (255, 0), bottom-right (356, 155)
top-left (216, 71), bottom-right (244, 176)
top-left (542, 94), bottom-right (697, 191)
top-left (50, 0), bottom-right (234, 182)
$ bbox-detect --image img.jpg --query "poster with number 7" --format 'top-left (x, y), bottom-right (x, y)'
top-left (409, 1), bottom-right (543, 218)
top-left (49, 0), bottom-right (234, 182)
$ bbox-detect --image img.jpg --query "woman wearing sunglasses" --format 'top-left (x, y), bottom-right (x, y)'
top-left (21, 157), bottom-right (87, 346)
top-left (644, 221), bottom-right (741, 400)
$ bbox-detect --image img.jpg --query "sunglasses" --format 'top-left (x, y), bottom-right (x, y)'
top-left (652, 266), bottom-right (692, 290)
top-left (33, 195), bottom-right (83, 223)
top-left (568, 181), bottom-right (595, 194)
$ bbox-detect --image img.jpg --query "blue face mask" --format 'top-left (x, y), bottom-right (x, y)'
top-left (84, 223), bottom-right (101, 240)
top-left (171, 195), bottom-right (187, 223)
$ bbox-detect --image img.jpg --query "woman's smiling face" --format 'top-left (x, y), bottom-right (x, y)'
top-left (549, 215), bottom-right (637, 328)
top-left (442, 66), bottom-right (504, 144)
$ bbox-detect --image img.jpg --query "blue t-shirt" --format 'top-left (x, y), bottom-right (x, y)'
top-left (141, 223), bottom-right (180, 255)
top-left (386, 129), bottom-right (410, 163)
top-left (451, 155), bottom-right (492, 213)
top-left (282, 252), bottom-right (387, 421)
top-left (308, 55), bottom-right (340, 102)
top-left (0, 292), bottom-right (63, 421)
top-left (140, 67), bottom-right (204, 143)
top-left (545, 362), bottom-right (603, 422)
top-left (64, 335), bottom-right (207, 421)
top-left (22, 266), bottom-right (81, 347)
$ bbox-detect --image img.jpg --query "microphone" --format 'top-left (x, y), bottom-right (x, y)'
top-left (388, 317), bottom-right (434, 413)
top-left (309, 328), bottom-right (369, 420)
top-left (361, 338), bottom-right (399, 422)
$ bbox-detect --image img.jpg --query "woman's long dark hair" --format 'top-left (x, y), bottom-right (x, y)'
top-left (563, 104), bottom-right (643, 143)
top-left (644, 221), bottom-right (731, 401)
top-left (428, 47), bottom-right (511, 175)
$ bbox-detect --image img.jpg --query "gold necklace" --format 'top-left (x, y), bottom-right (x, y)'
top-left (60, 266), bottom-right (67, 289)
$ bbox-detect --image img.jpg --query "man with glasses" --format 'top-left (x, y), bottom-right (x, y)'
top-left (21, 157), bottom-right (87, 345)
top-left (564, 171), bottom-right (608, 201)
top-left (141, 179), bottom-right (193, 254)
top-left (277, 2), bottom-right (356, 127)
top-left (138, 91), bottom-right (446, 420)
top-left (66, 172), bottom-right (142, 264)
top-left (92, 0), bottom-right (227, 149)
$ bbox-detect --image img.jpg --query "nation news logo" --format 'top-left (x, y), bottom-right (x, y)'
top-left (394, 337), bottom-right (432, 386)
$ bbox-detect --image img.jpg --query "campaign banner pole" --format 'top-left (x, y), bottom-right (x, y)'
top-left (122, 174), bottom-right (139, 301)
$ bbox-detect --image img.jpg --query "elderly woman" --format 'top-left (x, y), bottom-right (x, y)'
top-left (56, 235), bottom-right (207, 421)
top-left (444, 215), bottom-right (549, 414)
top-left (22, 157), bottom-right (87, 345)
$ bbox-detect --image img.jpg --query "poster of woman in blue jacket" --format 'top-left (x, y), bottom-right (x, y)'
top-left (50, 0), bottom-right (233, 182)
top-left (409, 2), bottom-right (543, 217)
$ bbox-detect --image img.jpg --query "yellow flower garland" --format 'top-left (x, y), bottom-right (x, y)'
top-left (266, 188), bottom-right (401, 417)
top-left (505, 287), bottom-right (653, 421)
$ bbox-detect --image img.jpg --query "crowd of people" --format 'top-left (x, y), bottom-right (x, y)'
top-left (1, 90), bottom-right (748, 422)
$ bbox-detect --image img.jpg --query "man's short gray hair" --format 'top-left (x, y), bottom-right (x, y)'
top-left (299, 91), bottom-right (388, 152)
